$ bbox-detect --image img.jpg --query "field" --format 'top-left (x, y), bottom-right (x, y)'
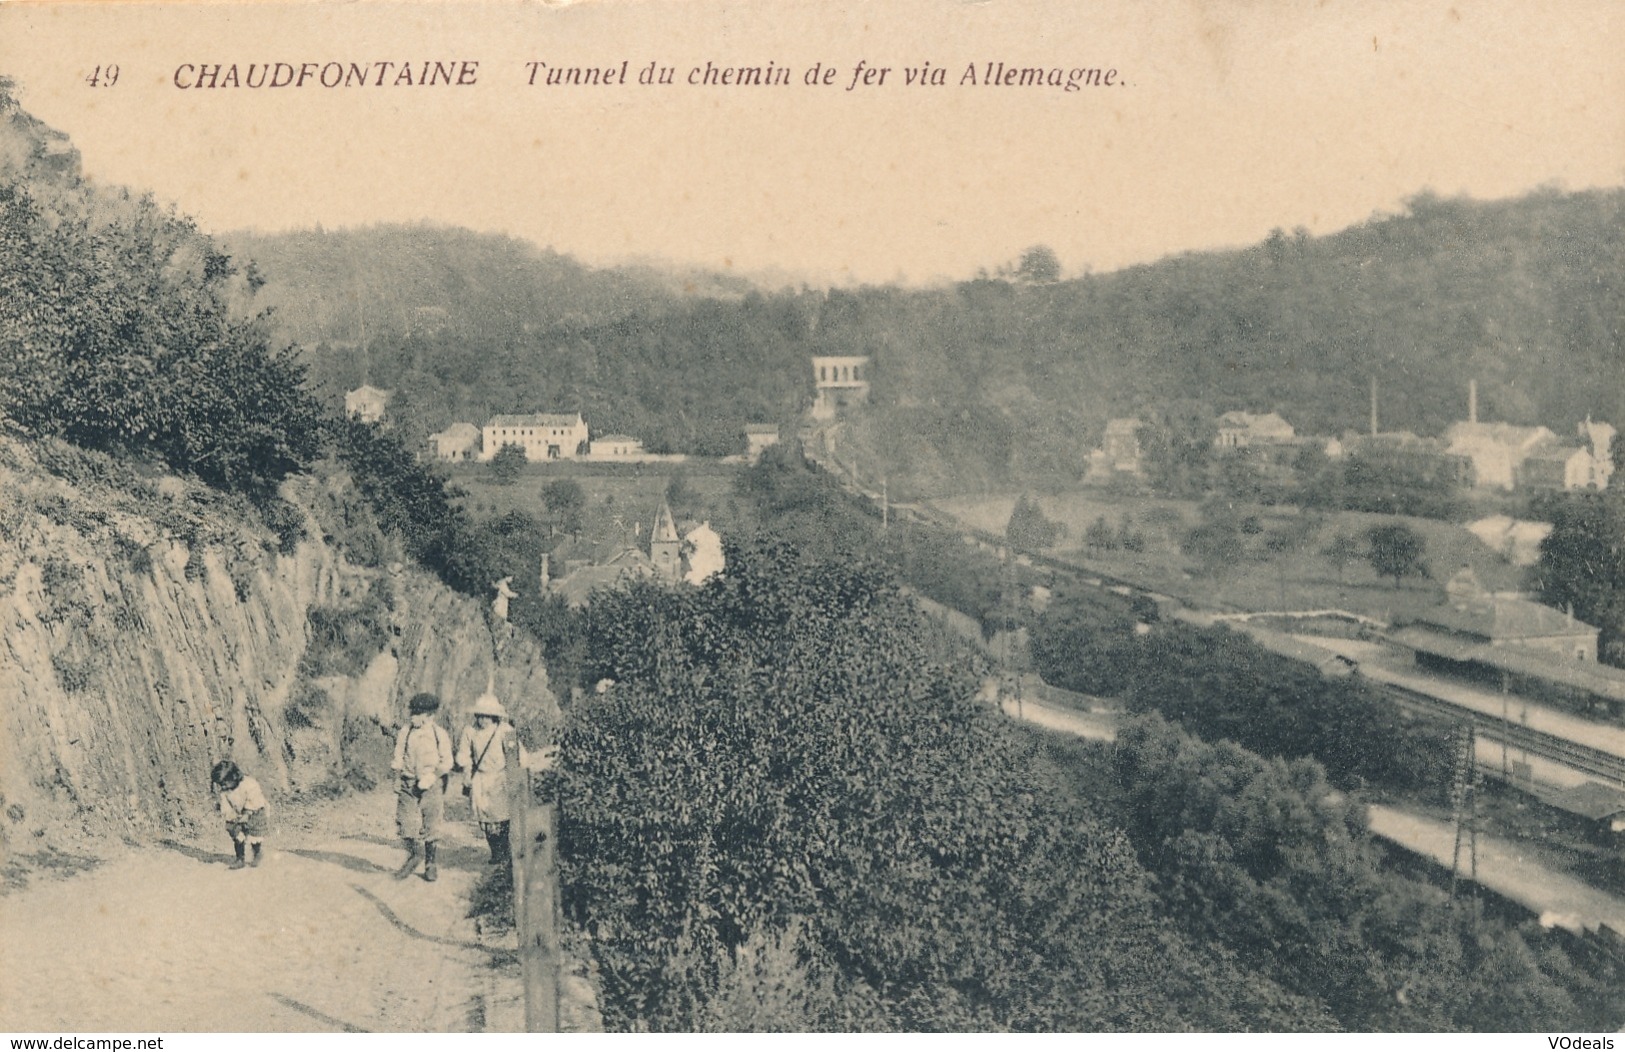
top-left (450, 459), bottom-right (744, 537)
top-left (934, 489), bottom-right (1532, 621)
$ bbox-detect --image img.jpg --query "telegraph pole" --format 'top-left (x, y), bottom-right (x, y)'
top-left (1500, 669), bottom-right (1510, 778)
top-left (1449, 723), bottom-right (1480, 904)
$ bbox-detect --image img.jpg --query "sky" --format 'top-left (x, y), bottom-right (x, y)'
top-left (1, 0), bottom-right (1621, 286)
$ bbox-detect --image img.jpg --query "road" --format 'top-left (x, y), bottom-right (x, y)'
top-left (998, 694), bottom-right (1118, 741)
top-left (0, 790), bottom-right (581, 1033)
top-left (993, 679), bottom-right (1625, 937)
top-left (1368, 804), bottom-right (1625, 935)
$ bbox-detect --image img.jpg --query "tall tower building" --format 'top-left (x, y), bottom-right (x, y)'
top-left (650, 501), bottom-right (682, 582)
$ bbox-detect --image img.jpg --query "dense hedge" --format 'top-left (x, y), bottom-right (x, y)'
top-left (1031, 586), bottom-right (1452, 795)
top-left (1105, 716), bottom-right (1617, 1031)
top-left (558, 540), bottom-right (1324, 1031)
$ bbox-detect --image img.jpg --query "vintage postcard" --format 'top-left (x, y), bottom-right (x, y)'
top-left (1, 0), bottom-right (1622, 1039)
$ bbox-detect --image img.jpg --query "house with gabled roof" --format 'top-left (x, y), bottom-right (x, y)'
top-left (1215, 411), bottom-right (1295, 449)
top-left (345, 385), bottom-right (392, 424)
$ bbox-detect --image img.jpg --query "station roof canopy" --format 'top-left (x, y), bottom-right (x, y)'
top-left (1390, 627), bottom-right (1625, 705)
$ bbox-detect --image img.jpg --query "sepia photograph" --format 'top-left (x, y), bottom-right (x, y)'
top-left (0, 0), bottom-right (1622, 1036)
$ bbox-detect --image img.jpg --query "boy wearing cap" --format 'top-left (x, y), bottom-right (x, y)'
top-left (392, 691), bottom-right (455, 881)
top-left (456, 694), bottom-right (523, 867)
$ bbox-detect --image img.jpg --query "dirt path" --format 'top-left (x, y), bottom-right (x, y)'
top-left (0, 790), bottom-right (527, 1033)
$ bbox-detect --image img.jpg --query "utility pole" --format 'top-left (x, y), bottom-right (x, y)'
top-left (1001, 545), bottom-right (1023, 721)
top-left (1500, 669), bottom-right (1510, 778)
top-left (1449, 723), bottom-right (1480, 904)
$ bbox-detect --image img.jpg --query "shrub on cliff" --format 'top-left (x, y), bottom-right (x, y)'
top-left (0, 167), bottom-right (322, 499)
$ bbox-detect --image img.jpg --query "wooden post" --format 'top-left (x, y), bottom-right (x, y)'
top-left (504, 731), bottom-right (560, 1032)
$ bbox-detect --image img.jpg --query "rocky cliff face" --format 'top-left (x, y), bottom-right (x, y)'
top-left (0, 436), bottom-right (558, 851)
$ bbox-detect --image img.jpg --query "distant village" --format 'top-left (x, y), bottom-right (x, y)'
top-left (1089, 378), bottom-right (1615, 495)
top-left (340, 363), bottom-right (1619, 659)
top-left (341, 355), bottom-right (877, 467)
top-left (341, 385), bottom-right (784, 466)
top-left (347, 363), bottom-right (1613, 498)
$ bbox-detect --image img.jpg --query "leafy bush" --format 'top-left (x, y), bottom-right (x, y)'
top-left (340, 713), bottom-right (392, 791)
top-left (0, 173), bottom-right (322, 500)
top-left (488, 443), bottom-right (526, 486)
top-left (300, 599), bottom-right (389, 678)
top-left (50, 650), bottom-right (98, 694)
top-left (1006, 493), bottom-right (1060, 549)
top-left (284, 681), bottom-right (333, 730)
top-left (560, 539), bottom-right (1326, 1031)
top-left (257, 496), bottom-right (307, 556)
top-left (1031, 593), bottom-right (1451, 795)
top-left (326, 417), bottom-right (475, 590)
top-left (1110, 715), bottom-right (1607, 1031)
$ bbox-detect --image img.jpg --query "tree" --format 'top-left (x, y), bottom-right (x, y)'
top-left (0, 154), bottom-right (322, 500)
top-left (1181, 519), bottom-right (1243, 575)
top-left (1319, 530), bottom-right (1363, 585)
top-left (664, 466), bottom-right (695, 514)
top-left (541, 478), bottom-right (586, 537)
top-left (1534, 494), bottom-right (1625, 666)
top-left (1014, 244), bottom-right (1062, 284)
top-left (560, 540), bottom-right (1315, 1031)
top-left (1138, 402), bottom-right (1216, 499)
top-left (1365, 523), bottom-right (1429, 587)
top-left (1006, 493), bottom-right (1061, 549)
top-left (1108, 714), bottom-right (1580, 1032)
top-left (1262, 523), bottom-right (1311, 610)
top-left (1084, 515), bottom-right (1117, 551)
top-left (488, 442), bottom-right (526, 486)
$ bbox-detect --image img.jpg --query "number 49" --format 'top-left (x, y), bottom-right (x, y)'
top-left (85, 65), bottom-right (120, 87)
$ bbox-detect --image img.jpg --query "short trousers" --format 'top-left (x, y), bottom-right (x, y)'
top-left (226, 809), bottom-right (268, 839)
top-left (397, 778), bottom-right (445, 842)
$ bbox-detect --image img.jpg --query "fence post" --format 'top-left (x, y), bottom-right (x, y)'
top-left (504, 730), bottom-right (560, 1032)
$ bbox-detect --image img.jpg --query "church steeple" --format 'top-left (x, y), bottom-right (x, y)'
top-left (650, 501), bottom-right (682, 582)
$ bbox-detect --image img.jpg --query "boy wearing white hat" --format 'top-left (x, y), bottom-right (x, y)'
top-left (456, 693), bottom-right (523, 867)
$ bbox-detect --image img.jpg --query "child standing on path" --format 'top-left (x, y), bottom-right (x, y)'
top-left (456, 694), bottom-right (522, 868)
top-left (210, 760), bottom-right (269, 870)
top-left (392, 691), bottom-right (455, 882)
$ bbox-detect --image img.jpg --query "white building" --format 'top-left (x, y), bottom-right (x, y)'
top-left (1445, 422), bottom-right (1556, 490)
top-left (480, 413), bottom-right (589, 461)
top-left (683, 522), bottom-right (725, 585)
top-left (1579, 418), bottom-right (1616, 489)
top-left (589, 435), bottom-right (644, 458)
top-left (744, 424), bottom-right (780, 462)
top-left (428, 422), bottom-right (481, 462)
top-left (810, 356), bottom-right (870, 420)
top-left (1215, 411), bottom-right (1295, 449)
top-left (345, 385), bottom-right (391, 423)
top-left (1518, 444), bottom-right (1593, 492)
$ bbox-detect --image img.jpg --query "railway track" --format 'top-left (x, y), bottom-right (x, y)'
top-left (801, 435), bottom-right (1625, 789)
top-left (1380, 681), bottom-right (1625, 787)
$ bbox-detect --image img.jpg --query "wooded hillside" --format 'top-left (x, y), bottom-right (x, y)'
top-left (238, 188), bottom-right (1623, 489)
